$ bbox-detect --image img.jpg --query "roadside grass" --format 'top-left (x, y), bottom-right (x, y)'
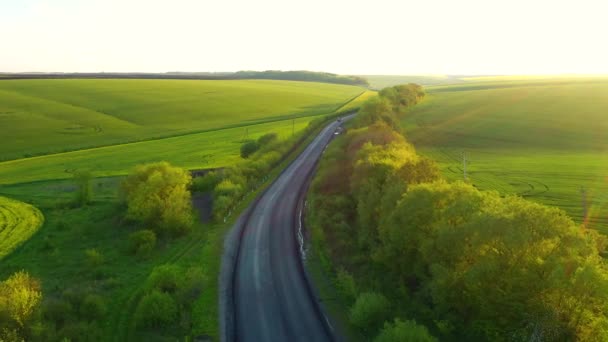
top-left (0, 195), bottom-right (44, 260)
top-left (403, 78), bottom-right (608, 233)
top-left (0, 79), bottom-right (363, 161)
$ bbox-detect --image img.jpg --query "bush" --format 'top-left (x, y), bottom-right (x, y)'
top-left (175, 267), bottom-right (205, 308)
top-left (135, 290), bottom-right (178, 328)
top-left (121, 162), bottom-right (193, 236)
top-left (80, 294), bottom-right (106, 321)
top-left (0, 270), bottom-right (43, 328)
top-left (349, 292), bottom-right (391, 336)
top-left (257, 132), bottom-right (278, 146)
top-left (240, 140), bottom-right (259, 158)
top-left (374, 319), bottom-right (436, 342)
top-left (335, 269), bottom-right (357, 302)
top-left (191, 171), bottom-right (221, 193)
top-left (128, 230), bottom-right (157, 257)
top-left (145, 264), bottom-right (182, 294)
top-left (85, 249), bottom-right (104, 268)
top-left (42, 298), bottom-right (73, 326)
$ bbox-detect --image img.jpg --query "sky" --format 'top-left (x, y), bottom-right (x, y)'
top-left (1, 0), bottom-right (608, 75)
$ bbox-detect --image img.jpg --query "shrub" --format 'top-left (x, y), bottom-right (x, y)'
top-left (42, 298), bottom-right (73, 326)
top-left (121, 162), bottom-right (193, 236)
top-left (240, 140), bottom-right (259, 158)
top-left (85, 249), bottom-right (104, 268)
top-left (145, 264), bottom-right (182, 294)
top-left (191, 171), bottom-right (220, 193)
top-left (0, 270), bottom-right (43, 328)
top-left (128, 230), bottom-right (157, 257)
top-left (257, 132), bottom-right (278, 146)
top-left (374, 319), bottom-right (436, 342)
top-left (80, 294), bottom-right (106, 321)
top-left (335, 269), bottom-right (357, 302)
top-left (175, 267), bottom-right (205, 308)
top-left (135, 290), bottom-right (178, 328)
top-left (350, 292), bottom-right (391, 336)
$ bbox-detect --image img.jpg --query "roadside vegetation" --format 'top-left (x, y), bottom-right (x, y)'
top-left (308, 84), bottom-right (608, 340)
top-left (0, 80), bottom-right (373, 341)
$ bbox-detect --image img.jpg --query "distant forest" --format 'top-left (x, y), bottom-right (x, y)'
top-left (0, 70), bottom-right (369, 87)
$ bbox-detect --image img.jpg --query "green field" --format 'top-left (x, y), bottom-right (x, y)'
top-left (0, 196), bottom-right (44, 260)
top-left (0, 79), bottom-right (364, 161)
top-left (403, 78), bottom-right (608, 233)
top-left (0, 84), bottom-right (372, 184)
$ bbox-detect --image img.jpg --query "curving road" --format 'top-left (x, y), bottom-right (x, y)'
top-left (233, 117), bottom-right (350, 342)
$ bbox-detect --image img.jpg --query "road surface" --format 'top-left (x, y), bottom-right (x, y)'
top-left (234, 118), bottom-right (348, 341)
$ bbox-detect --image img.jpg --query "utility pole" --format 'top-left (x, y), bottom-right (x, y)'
top-left (244, 127), bottom-right (248, 141)
top-left (292, 119), bottom-right (295, 136)
top-left (462, 151), bottom-right (467, 181)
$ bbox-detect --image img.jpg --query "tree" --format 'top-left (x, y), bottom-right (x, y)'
top-left (374, 319), bottom-right (437, 342)
top-left (0, 271), bottom-right (42, 328)
top-left (121, 162), bottom-right (193, 236)
top-left (240, 140), bottom-right (259, 158)
top-left (350, 292), bottom-right (391, 336)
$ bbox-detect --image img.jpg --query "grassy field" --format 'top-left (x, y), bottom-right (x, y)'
top-left (0, 196), bottom-right (44, 259)
top-left (0, 79), bottom-right (364, 161)
top-left (403, 78), bottom-right (608, 233)
top-left (0, 90), bottom-right (374, 185)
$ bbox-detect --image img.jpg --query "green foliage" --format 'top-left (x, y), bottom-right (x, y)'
top-left (309, 82), bottom-right (608, 340)
top-left (145, 264), bottom-right (182, 294)
top-left (0, 271), bottom-right (42, 328)
top-left (258, 132), bottom-right (278, 146)
top-left (240, 140), bottom-right (259, 158)
top-left (85, 249), bottom-right (104, 268)
top-left (135, 264), bottom-right (204, 331)
top-left (349, 292), bottom-right (391, 336)
top-left (73, 170), bottom-right (92, 206)
top-left (335, 269), bottom-right (358, 302)
top-left (135, 289), bottom-right (178, 328)
top-left (128, 229), bottom-right (157, 257)
top-left (191, 171), bottom-right (221, 193)
top-left (80, 294), bottom-right (106, 321)
top-left (121, 162), bottom-right (193, 236)
top-left (374, 319), bottom-right (437, 342)
top-left (403, 79), bottom-right (608, 233)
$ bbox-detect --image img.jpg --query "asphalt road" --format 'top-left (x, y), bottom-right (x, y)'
top-left (234, 118), bottom-right (349, 342)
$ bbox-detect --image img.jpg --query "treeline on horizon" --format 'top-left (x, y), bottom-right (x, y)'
top-left (0, 70), bottom-right (369, 86)
top-left (308, 84), bottom-right (608, 340)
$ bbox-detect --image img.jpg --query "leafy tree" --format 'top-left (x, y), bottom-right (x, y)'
top-left (135, 290), bottom-right (178, 328)
top-left (0, 270), bottom-right (42, 337)
top-left (374, 319), bottom-right (437, 342)
top-left (121, 162), bottom-right (193, 236)
top-left (350, 292), bottom-right (391, 336)
top-left (240, 140), bottom-right (259, 158)
top-left (128, 230), bottom-right (157, 257)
